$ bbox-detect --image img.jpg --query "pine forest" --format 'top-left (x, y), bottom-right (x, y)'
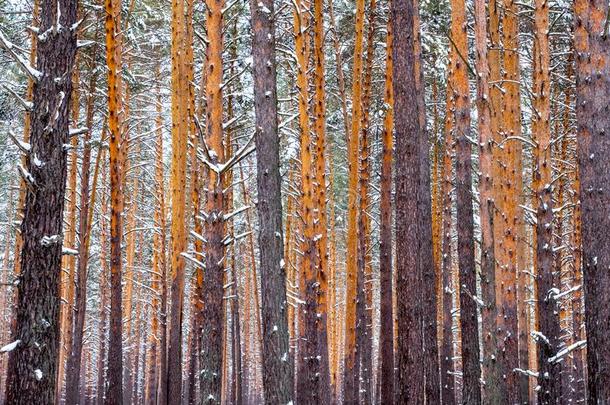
top-left (0, 0), bottom-right (609, 403)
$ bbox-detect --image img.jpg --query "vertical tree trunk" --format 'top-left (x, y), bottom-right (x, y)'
top-left (532, 0), bottom-right (560, 401)
top-left (499, 1), bottom-right (522, 400)
top-left (4, 0), bottom-right (78, 402)
top-left (413, 5), bottom-right (441, 400)
top-left (450, 0), bottom-right (482, 400)
top-left (343, 0), bottom-right (365, 398)
top-left (573, 0), bottom-right (610, 400)
top-left (65, 47), bottom-right (101, 404)
top-left (483, 0), bottom-right (507, 401)
top-left (312, 0), bottom-right (332, 398)
top-left (392, 0), bottom-right (426, 400)
top-left (104, 0), bottom-right (125, 401)
top-left (473, 0), bottom-right (501, 403)
top-left (441, 69), bottom-right (456, 405)
top-left (357, 2), bottom-right (377, 400)
top-left (96, 154), bottom-right (109, 405)
top-left (250, 0), bottom-right (295, 401)
top-left (379, 15), bottom-right (395, 405)
top-left (201, 0), bottom-right (226, 398)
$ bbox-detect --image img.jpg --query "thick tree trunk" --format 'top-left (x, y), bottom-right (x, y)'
top-left (573, 0), bottom-right (610, 400)
top-left (200, 0), bottom-right (226, 400)
top-left (166, 0), bottom-right (189, 400)
top-left (250, 0), bottom-right (295, 401)
top-left (4, 0), bottom-right (78, 403)
top-left (392, 0), bottom-right (428, 401)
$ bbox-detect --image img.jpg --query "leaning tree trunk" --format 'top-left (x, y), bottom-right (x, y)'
top-left (4, 0), bottom-right (78, 403)
top-left (250, 0), bottom-right (295, 401)
top-left (573, 0), bottom-right (610, 401)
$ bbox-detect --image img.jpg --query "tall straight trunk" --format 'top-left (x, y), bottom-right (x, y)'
top-left (250, 0), bottom-right (294, 401)
top-left (379, 15), bottom-right (395, 405)
top-left (483, 0), bottom-right (507, 401)
top-left (58, 51), bottom-right (81, 403)
top-left (103, 0), bottom-right (125, 401)
top-left (392, 0), bottom-right (426, 400)
top-left (573, 0), bottom-right (610, 400)
top-left (312, 0), bottom-right (332, 398)
top-left (441, 71), bottom-right (456, 405)
top-left (498, 1), bottom-right (522, 401)
top-left (343, 0), bottom-right (365, 398)
top-left (201, 0), bottom-right (226, 398)
top-left (532, 0), bottom-right (560, 401)
top-left (166, 0), bottom-right (190, 398)
top-left (4, 0), bottom-right (78, 402)
top-left (473, 0), bottom-right (501, 403)
top-left (357, 3), bottom-right (377, 400)
top-left (413, 5), bottom-right (440, 401)
top-left (65, 55), bottom-right (101, 404)
top-left (96, 155), bottom-right (109, 405)
top-left (449, 0), bottom-right (481, 400)
top-left (145, 62), bottom-right (166, 405)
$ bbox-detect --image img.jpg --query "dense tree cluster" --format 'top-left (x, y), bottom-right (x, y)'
top-left (0, 0), bottom-right (609, 403)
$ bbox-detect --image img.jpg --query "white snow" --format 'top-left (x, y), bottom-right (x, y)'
top-left (34, 369), bottom-right (43, 380)
top-left (0, 340), bottom-right (21, 353)
top-left (41, 235), bottom-right (62, 246)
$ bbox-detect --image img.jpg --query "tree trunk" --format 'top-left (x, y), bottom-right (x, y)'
top-left (379, 15), bottom-right (395, 405)
top-left (200, 0), bottom-right (226, 399)
top-left (250, 0), bottom-right (295, 401)
top-left (450, 0), bottom-right (482, 400)
top-left (573, 0), bottom-right (610, 400)
top-left (103, 0), bottom-right (125, 401)
top-left (392, 0), bottom-right (426, 400)
top-left (4, 0), bottom-right (78, 402)
top-left (343, 0), bottom-right (365, 397)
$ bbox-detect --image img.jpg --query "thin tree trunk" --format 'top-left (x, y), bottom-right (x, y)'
top-left (103, 0), bottom-right (125, 400)
top-left (343, 0), bottom-right (365, 397)
top-left (379, 15), bottom-right (395, 405)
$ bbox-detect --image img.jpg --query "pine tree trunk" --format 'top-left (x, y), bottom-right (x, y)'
top-left (4, 0), bottom-right (78, 402)
top-left (65, 50), bottom-right (100, 405)
top-left (200, 0), bottom-right (226, 399)
top-left (251, 0), bottom-right (295, 401)
top-left (450, 0), bottom-right (481, 399)
top-left (392, 0), bottom-right (426, 400)
top-left (573, 0), bottom-right (610, 400)
top-left (379, 15), bottom-right (395, 405)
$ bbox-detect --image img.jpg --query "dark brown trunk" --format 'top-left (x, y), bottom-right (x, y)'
top-left (451, 0), bottom-right (482, 396)
top-left (573, 0), bottom-right (610, 401)
top-left (392, 0), bottom-right (427, 400)
top-left (440, 81), bottom-right (456, 405)
top-left (379, 17), bottom-right (395, 405)
top-left (4, 0), bottom-right (78, 403)
top-left (251, 0), bottom-right (295, 401)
